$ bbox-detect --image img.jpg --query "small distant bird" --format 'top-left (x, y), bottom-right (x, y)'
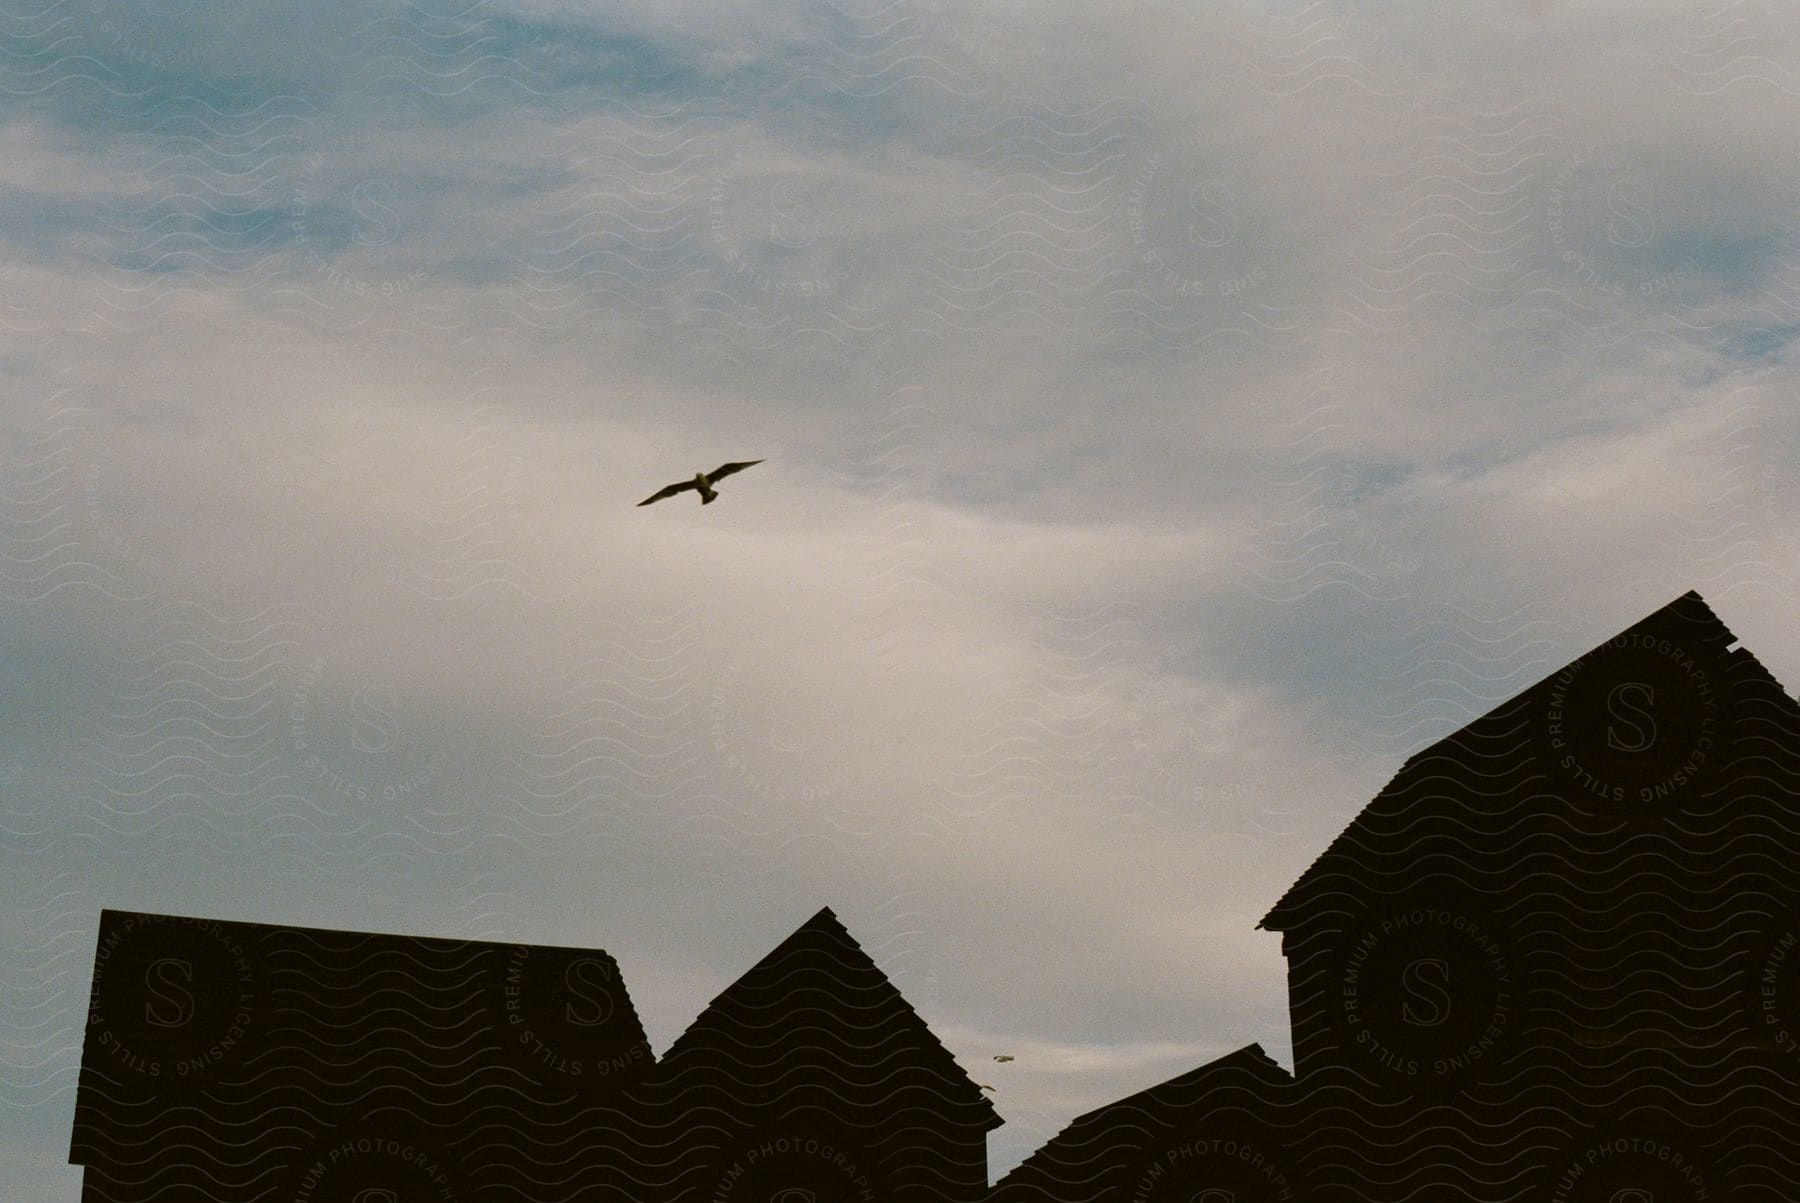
top-left (993, 1054), bottom-right (1014, 1062)
top-left (636, 460), bottom-right (764, 507)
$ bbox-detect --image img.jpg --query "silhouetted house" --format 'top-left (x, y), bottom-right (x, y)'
top-left (69, 912), bottom-right (655, 1201)
top-left (996, 590), bottom-right (1800, 1201)
top-left (69, 905), bottom-right (999, 1202)
top-left (648, 905), bottom-right (1002, 1203)
top-left (990, 1044), bottom-right (1303, 1203)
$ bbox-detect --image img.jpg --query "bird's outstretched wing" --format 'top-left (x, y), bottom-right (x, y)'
top-left (704, 459), bottom-right (764, 485)
top-left (637, 480), bottom-right (698, 506)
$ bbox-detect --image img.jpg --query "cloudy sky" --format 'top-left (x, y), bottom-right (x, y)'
top-left (5, 0), bottom-right (1800, 1191)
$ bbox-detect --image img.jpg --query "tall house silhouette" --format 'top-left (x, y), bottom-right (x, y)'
top-left (996, 589), bottom-right (1800, 1200)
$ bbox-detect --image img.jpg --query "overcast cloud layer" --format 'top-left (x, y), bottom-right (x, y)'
top-left (5, 0), bottom-right (1800, 1191)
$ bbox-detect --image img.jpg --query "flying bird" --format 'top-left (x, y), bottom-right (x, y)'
top-left (637, 460), bottom-right (764, 507)
top-left (993, 1055), bottom-right (1014, 1062)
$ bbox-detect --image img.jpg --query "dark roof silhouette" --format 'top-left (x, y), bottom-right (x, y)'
top-left (651, 905), bottom-right (1000, 1201)
top-left (68, 904), bottom-right (1001, 1202)
top-left (1259, 588), bottom-right (1771, 932)
top-left (70, 910), bottom-right (653, 1200)
top-left (992, 1043), bottom-right (1298, 1201)
top-left (661, 905), bottom-right (998, 1120)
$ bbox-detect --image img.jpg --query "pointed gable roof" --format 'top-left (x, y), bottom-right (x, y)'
top-left (659, 905), bottom-right (1002, 1131)
top-left (992, 1043), bottom-right (1295, 1200)
top-left (1259, 589), bottom-right (1798, 932)
top-left (1062, 1041), bottom-right (1291, 1131)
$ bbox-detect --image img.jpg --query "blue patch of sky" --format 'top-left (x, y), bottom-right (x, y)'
top-left (2, 27), bottom-right (319, 134)
top-left (0, 194), bottom-right (120, 266)
top-left (103, 203), bottom-right (307, 275)
top-left (1688, 323), bottom-right (1800, 387)
top-left (1329, 459), bottom-right (1415, 506)
top-left (19, 83), bottom-right (291, 141)
top-left (7, 6), bottom-right (724, 136)
top-left (482, 15), bottom-right (711, 97)
top-left (1722, 323), bottom-right (1799, 364)
top-left (1651, 230), bottom-right (1778, 289)
top-left (197, 206), bottom-right (295, 246)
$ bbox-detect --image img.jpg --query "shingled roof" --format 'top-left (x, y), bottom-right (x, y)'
top-left (637, 905), bottom-right (1003, 1201)
top-left (70, 910), bottom-right (653, 1199)
top-left (1258, 589), bottom-right (1797, 932)
top-left (658, 904), bottom-right (1001, 1130)
top-left (991, 1043), bottom-right (1298, 1202)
